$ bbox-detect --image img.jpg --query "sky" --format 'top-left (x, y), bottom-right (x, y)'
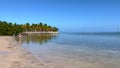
top-left (0, 0), bottom-right (120, 32)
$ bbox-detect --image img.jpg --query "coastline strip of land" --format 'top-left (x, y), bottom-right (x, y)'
top-left (24, 31), bottom-right (59, 34)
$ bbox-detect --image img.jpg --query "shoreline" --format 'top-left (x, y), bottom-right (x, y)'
top-left (24, 31), bottom-right (59, 34)
top-left (0, 36), bottom-right (46, 68)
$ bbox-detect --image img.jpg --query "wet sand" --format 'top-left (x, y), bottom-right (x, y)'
top-left (0, 36), bottom-right (46, 68)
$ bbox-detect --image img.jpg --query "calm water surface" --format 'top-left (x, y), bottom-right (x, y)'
top-left (20, 33), bottom-right (120, 68)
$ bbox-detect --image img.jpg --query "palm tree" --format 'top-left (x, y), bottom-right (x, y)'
top-left (26, 23), bottom-right (30, 31)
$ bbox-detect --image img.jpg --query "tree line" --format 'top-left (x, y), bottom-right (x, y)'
top-left (0, 20), bottom-right (58, 36)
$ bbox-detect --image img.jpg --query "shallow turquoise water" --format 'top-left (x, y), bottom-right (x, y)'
top-left (20, 33), bottom-right (120, 68)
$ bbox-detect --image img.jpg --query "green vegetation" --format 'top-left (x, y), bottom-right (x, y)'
top-left (0, 20), bottom-right (58, 36)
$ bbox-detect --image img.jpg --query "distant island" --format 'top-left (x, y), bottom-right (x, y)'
top-left (0, 20), bottom-right (59, 36)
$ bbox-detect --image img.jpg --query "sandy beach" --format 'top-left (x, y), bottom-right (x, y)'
top-left (0, 36), bottom-right (46, 68)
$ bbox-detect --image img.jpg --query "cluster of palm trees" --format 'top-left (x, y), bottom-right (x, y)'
top-left (0, 21), bottom-right (23, 35)
top-left (0, 20), bottom-right (58, 36)
top-left (23, 23), bottom-right (58, 32)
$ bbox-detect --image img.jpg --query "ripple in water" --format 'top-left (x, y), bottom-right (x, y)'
top-left (19, 33), bottom-right (120, 68)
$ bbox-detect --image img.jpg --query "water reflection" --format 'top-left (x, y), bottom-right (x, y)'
top-left (20, 34), bottom-right (58, 44)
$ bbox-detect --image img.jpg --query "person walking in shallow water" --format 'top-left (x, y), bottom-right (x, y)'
top-left (18, 33), bottom-right (21, 38)
top-left (18, 33), bottom-right (22, 44)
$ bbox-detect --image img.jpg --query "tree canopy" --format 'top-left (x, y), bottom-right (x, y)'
top-left (0, 20), bottom-right (59, 36)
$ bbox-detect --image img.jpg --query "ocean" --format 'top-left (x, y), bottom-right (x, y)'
top-left (20, 32), bottom-right (120, 68)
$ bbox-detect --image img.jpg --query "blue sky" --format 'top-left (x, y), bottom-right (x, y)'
top-left (0, 0), bottom-right (120, 32)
